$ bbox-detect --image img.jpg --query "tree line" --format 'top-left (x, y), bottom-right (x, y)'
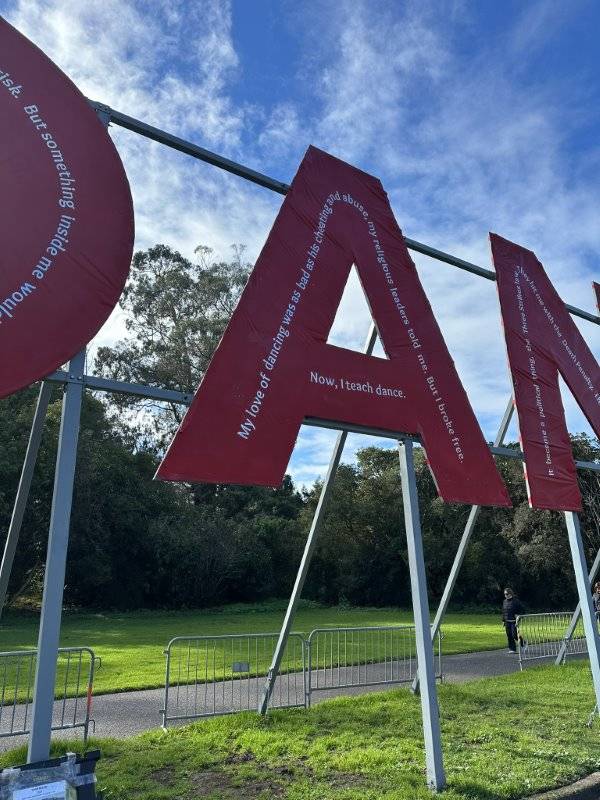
top-left (1, 244), bottom-right (598, 612)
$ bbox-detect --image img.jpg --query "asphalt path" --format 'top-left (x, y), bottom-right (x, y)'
top-left (0, 647), bottom-right (550, 751)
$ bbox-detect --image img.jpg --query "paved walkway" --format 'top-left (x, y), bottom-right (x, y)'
top-left (0, 647), bottom-right (540, 751)
top-left (527, 772), bottom-right (600, 800)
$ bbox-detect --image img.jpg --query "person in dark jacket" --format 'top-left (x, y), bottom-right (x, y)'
top-left (502, 588), bottom-right (524, 653)
top-left (593, 582), bottom-right (600, 624)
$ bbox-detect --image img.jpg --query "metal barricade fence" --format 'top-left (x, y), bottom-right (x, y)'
top-left (306, 625), bottom-right (442, 706)
top-left (161, 633), bottom-right (306, 727)
top-left (516, 612), bottom-right (587, 669)
top-left (0, 647), bottom-right (97, 742)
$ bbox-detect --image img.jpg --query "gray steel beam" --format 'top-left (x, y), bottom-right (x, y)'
top-left (90, 102), bottom-right (290, 196)
top-left (305, 416), bottom-right (411, 440)
top-left (564, 511), bottom-right (600, 713)
top-left (403, 237), bottom-right (495, 281)
top-left (412, 396), bottom-right (515, 693)
top-left (555, 546), bottom-right (600, 665)
top-left (0, 382), bottom-right (53, 621)
top-left (45, 369), bottom-right (193, 405)
top-left (489, 444), bottom-right (600, 473)
top-left (85, 100), bottom-right (600, 328)
top-left (27, 349), bottom-right (86, 762)
top-left (42, 369), bottom-right (600, 473)
top-left (573, 459), bottom-right (600, 473)
top-left (398, 438), bottom-right (446, 791)
top-left (258, 323), bottom-right (378, 715)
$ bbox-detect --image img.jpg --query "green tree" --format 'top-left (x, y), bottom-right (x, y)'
top-left (95, 243), bottom-right (250, 444)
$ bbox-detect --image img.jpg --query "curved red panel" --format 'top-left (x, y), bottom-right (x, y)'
top-left (0, 18), bottom-right (134, 398)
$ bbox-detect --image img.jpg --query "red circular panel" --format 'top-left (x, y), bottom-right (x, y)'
top-left (0, 19), bottom-right (134, 398)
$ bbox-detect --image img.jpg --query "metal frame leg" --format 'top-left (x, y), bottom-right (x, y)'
top-left (259, 323), bottom-right (378, 715)
top-left (564, 511), bottom-right (600, 712)
top-left (412, 395), bottom-right (514, 692)
top-left (0, 382), bottom-right (53, 621)
top-left (398, 439), bottom-right (445, 791)
top-left (27, 350), bottom-right (85, 763)
top-left (555, 546), bottom-right (600, 665)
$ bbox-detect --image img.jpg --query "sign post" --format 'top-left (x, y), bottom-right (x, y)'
top-left (27, 349), bottom-right (86, 763)
top-left (0, 382), bottom-right (52, 621)
top-left (564, 511), bottom-right (600, 712)
top-left (398, 438), bottom-right (445, 791)
top-left (555, 546), bottom-right (600, 665)
top-left (412, 395), bottom-right (515, 693)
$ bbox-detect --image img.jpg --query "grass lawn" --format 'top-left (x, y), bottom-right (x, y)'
top-left (0, 602), bottom-right (506, 696)
top-left (1, 662), bottom-right (598, 799)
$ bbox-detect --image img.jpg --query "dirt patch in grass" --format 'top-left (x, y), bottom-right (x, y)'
top-left (192, 769), bottom-right (287, 798)
top-left (149, 766), bottom-right (176, 786)
top-left (224, 750), bottom-right (256, 765)
top-left (190, 760), bottom-right (368, 798)
top-left (327, 771), bottom-right (370, 788)
top-left (190, 753), bottom-right (316, 799)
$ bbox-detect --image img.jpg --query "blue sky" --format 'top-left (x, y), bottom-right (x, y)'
top-left (3, 0), bottom-right (600, 486)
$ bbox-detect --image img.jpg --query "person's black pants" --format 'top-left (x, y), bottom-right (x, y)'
top-left (504, 621), bottom-right (517, 652)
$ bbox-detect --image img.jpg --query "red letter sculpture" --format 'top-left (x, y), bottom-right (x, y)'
top-left (158, 147), bottom-right (510, 507)
top-left (491, 233), bottom-right (600, 510)
top-left (0, 19), bottom-right (134, 398)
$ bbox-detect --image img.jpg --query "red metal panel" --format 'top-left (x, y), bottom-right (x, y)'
top-left (491, 233), bottom-right (600, 511)
top-left (159, 147), bottom-right (509, 507)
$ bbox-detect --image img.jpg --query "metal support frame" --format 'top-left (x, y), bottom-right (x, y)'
top-left (258, 322), bottom-right (378, 715)
top-left (33, 369), bottom-right (600, 472)
top-left (27, 349), bottom-right (86, 763)
top-left (0, 96), bottom-right (597, 768)
top-left (398, 439), bottom-right (445, 791)
top-left (564, 511), bottom-right (600, 713)
top-left (0, 382), bottom-right (53, 621)
top-left (412, 395), bottom-right (515, 692)
top-left (555, 546), bottom-right (600, 665)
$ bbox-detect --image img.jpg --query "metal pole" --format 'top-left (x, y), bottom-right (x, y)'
top-left (27, 349), bottom-right (85, 763)
top-left (564, 511), bottom-right (600, 712)
top-left (0, 382), bottom-right (53, 621)
top-left (412, 395), bottom-right (514, 692)
top-left (398, 438), bottom-right (445, 791)
top-left (555, 545), bottom-right (600, 665)
top-left (87, 102), bottom-right (600, 326)
top-left (259, 322), bottom-right (378, 715)
top-left (30, 371), bottom-right (600, 474)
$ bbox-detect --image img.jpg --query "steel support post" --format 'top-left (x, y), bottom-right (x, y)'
top-left (555, 546), bottom-right (600, 665)
top-left (0, 382), bottom-right (53, 621)
top-left (564, 511), bottom-right (600, 712)
top-left (27, 349), bottom-right (86, 763)
top-left (259, 323), bottom-right (378, 715)
top-left (412, 395), bottom-right (514, 692)
top-left (398, 438), bottom-right (445, 791)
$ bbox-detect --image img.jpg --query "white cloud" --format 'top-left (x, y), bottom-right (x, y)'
top-left (507, 0), bottom-right (577, 61)
top-left (3, 0), bottom-right (282, 352)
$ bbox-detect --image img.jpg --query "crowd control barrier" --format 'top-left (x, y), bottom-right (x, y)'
top-left (162, 625), bottom-right (443, 726)
top-left (306, 624), bottom-right (442, 706)
top-left (0, 647), bottom-right (97, 744)
top-left (516, 612), bottom-right (587, 669)
top-left (161, 632), bottom-right (306, 727)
